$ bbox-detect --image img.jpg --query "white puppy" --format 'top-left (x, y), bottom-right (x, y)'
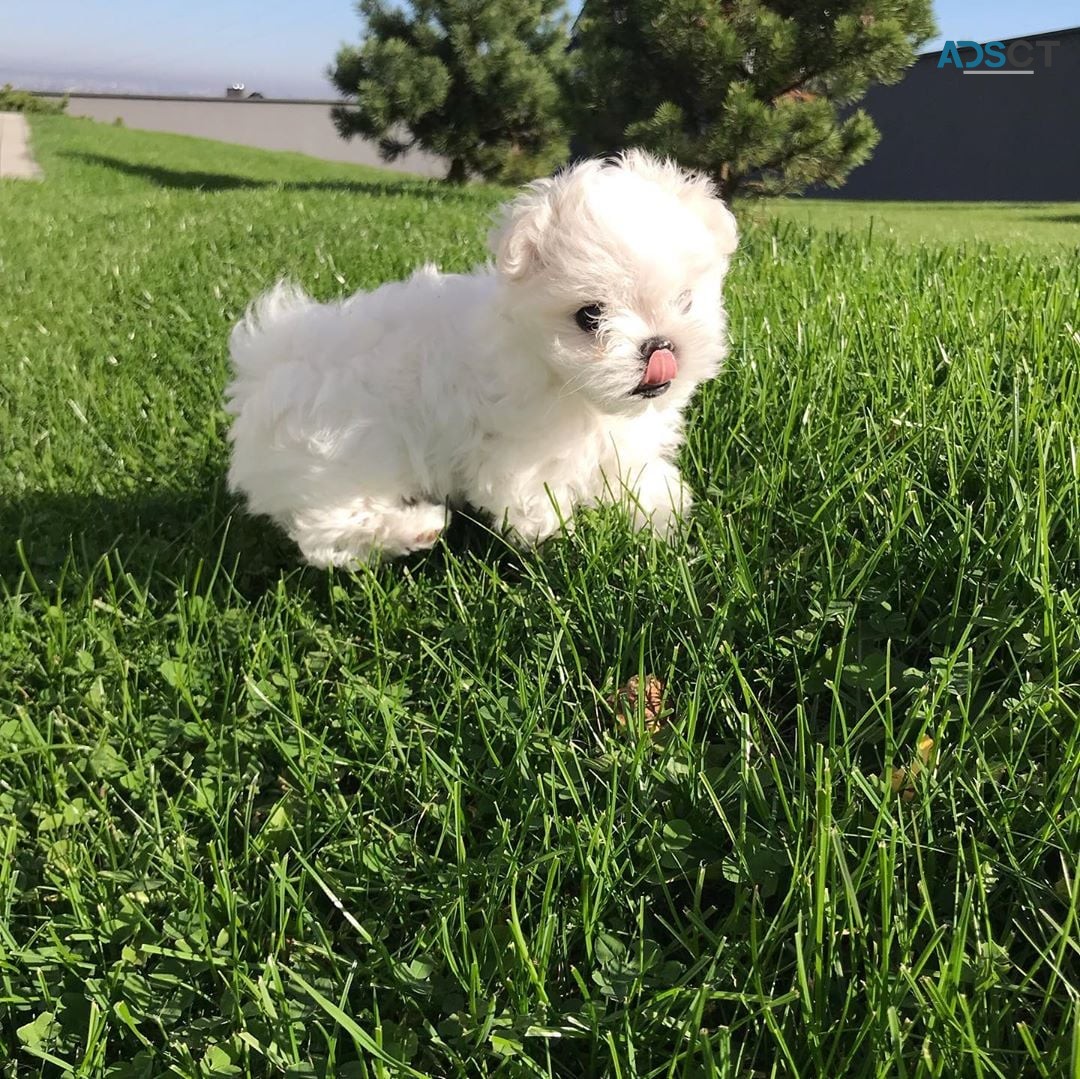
top-left (226, 150), bottom-right (737, 567)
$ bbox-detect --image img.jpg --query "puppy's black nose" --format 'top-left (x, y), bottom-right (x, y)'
top-left (640, 336), bottom-right (674, 360)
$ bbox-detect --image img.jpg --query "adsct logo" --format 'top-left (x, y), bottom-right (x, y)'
top-left (937, 39), bottom-right (1060, 75)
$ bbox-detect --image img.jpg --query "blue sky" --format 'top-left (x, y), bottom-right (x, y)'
top-left (1, 0), bottom-right (1077, 98)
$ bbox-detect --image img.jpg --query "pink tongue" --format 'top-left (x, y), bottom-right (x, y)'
top-left (642, 348), bottom-right (677, 386)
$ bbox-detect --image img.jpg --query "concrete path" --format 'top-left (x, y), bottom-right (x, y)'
top-left (0, 112), bottom-right (42, 179)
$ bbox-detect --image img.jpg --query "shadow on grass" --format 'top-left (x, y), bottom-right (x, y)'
top-left (0, 477), bottom-right (511, 601)
top-left (1, 477), bottom-right (286, 597)
top-left (61, 151), bottom-right (487, 202)
top-left (1024, 213), bottom-right (1080, 224)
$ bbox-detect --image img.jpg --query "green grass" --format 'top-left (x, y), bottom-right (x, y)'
top-left (3, 115), bottom-right (1080, 1077)
top-left (753, 196), bottom-right (1080, 250)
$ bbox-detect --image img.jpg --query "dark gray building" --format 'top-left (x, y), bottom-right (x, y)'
top-left (823, 27), bottom-right (1080, 200)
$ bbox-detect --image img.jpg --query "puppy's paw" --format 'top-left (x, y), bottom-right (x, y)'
top-left (626, 469), bottom-right (692, 539)
top-left (387, 502), bottom-right (451, 555)
top-left (500, 502), bottom-right (576, 548)
top-left (411, 528), bottom-right (444, 549)
top-left (300, 542), bottom-right (382, 570)
top-left (293, 499), bottom-right (449, 567)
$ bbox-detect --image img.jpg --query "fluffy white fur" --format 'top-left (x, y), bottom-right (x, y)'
top-left (226, 150), bottom-right (737, 567)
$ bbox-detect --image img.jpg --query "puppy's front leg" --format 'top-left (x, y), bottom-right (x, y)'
top-left (482, 482), bottom-right (578, 548)
top-left (621, 459), bottom-right (692, 538)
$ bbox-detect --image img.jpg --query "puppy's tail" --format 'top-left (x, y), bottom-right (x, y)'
top-left (228, 280), bottom-right (313, 373)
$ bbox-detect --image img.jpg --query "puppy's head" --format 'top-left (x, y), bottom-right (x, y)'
top-left (490, 150), bottom-right (737, 415)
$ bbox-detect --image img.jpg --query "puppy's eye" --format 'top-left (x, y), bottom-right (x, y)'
top-left (574, 304), bottom-right (604, 333)
top-left (677, 290), bottom-right (692, 313)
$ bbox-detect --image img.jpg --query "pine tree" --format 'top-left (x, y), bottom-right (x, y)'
top-left (568, 0), bottom-right (935, 199)
top-left (330, 0), bottom-right (570, 184)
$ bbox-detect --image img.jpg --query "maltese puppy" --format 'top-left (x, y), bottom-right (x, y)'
top-left (226, 150), bottom-right (737, 567)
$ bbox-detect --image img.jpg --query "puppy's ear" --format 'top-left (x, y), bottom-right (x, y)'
top-left (691, 191), bottom-right (738, 259)
top-left (489, 178), bottom-right (554, 280)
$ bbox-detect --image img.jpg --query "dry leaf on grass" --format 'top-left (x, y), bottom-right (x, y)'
top-left (607, 673), bottom-right (670, 734)
top-left (890, 735), bottom-right (935, 801)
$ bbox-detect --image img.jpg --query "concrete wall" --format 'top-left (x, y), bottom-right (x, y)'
top-left (47, 93), bottom-right (447, 178)
top-left (817, 28), bottom-right (1080, 201)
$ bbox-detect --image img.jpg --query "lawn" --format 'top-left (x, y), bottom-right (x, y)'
top-left (750, 196), bottom-right (1080, 250)
top-left (3, 115), bottom-right (1080, 1077)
